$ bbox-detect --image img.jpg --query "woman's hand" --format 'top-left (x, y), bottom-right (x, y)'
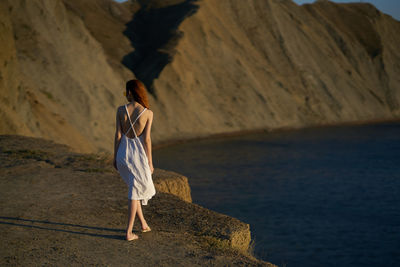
top-left (149, 163), bottom-right (154, 174)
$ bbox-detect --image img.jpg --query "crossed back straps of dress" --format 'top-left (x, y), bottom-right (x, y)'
top-left (124, 104), bottom-right (147, 138)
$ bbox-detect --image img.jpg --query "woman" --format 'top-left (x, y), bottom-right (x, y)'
top-left (113, 79), bottom-right (156, 241)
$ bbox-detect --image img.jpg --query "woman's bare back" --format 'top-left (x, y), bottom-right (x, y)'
top-left (119, 102), bottom-right (150, 138)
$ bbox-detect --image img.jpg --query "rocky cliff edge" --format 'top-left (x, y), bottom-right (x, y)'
top-left (0, 135), bottom-right (273, 266)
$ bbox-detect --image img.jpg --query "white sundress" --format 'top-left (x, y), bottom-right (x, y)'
top-left (116, 104), bottom-right (156, 205)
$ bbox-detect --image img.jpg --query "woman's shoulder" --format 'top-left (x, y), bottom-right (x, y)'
top-left (116, 103), bottom-right (152, 117)
top-left (145, 108), bottom-right (153, 118)
top-left (116, 105), bottom-right (126, 114)
top-left (141, 107), bottom-right (153, 122)
top-left (136, 103), bottom-right (152, 115)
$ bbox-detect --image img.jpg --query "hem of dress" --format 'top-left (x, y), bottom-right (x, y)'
top-left (128, 195), bottom-right (155, 205)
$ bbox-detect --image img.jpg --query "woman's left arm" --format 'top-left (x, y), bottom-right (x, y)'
top-left (113, 108), bottom-right (122, 170)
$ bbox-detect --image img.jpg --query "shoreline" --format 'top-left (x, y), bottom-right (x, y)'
top-left (0, 135), bottom-right (275, 266)
top-left (153, 117), bottom-right (400, 150)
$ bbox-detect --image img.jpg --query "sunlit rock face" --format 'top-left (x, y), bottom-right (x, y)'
top-left (1, 0), bottom-right (399, 153)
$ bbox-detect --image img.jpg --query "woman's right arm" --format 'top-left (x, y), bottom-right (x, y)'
top-left (113, 108), bottom-right (122, 170)
top-left (142, 111), bottom-right (154, 174)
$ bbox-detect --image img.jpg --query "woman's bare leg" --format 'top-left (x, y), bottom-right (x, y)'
top-left (126, 199), bottom-right (139, 240)
top-left (136, 200), bottom-right (150, 230)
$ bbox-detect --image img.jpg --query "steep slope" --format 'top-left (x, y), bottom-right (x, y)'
top-left (61, 0), bottom-right (138, 77)
top-left (0, 0), bottom-right (128, 153)
top-left (0, 3), bottom-right (25, 136)
top-left (1, 0), bottom-right (399, 153)
top-left (151, 0), bottom-right (400, 142)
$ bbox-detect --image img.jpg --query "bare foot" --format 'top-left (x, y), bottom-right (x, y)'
top-left (141, 226), bottom-right (151, 233)
top-left (126, 232), bottom-right (139, 241)
top-left (141, 221), bottom-right (150, 232)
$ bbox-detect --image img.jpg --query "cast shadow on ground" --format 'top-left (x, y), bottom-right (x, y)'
top-left (122, 0), bottom-right (199, 97)
top-left (0, 216), bottom-right (124, 241)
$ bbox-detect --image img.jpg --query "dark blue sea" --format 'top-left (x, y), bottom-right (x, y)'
top-left (153, 122), bottom-right (400, 267)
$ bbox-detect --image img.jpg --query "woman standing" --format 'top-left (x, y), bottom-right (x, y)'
top-left (113, 79), bottom-right (156, 241)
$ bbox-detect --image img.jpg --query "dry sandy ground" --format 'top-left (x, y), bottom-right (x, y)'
top-left (0, 135), bottom-right (274, 266)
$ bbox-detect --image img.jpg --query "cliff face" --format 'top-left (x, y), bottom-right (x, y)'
top-left (152, 0), bottom-right (400, 141)
top-left (1, 0), bottom-right (399, 153)
top-left (0, 0), bottom-right (129, 153)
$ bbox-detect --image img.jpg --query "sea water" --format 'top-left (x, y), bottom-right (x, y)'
top-left (153, 122), bottom-right (400, 267)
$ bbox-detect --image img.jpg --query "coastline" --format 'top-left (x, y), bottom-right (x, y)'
top-left (153, 122), bottom-right (400, 267)
top-left (153, 117), bottom-right (400, 150)
top-left (2, 119), bottom-right (399, 265)
top-left (0, 135), bottom-right (275, 266)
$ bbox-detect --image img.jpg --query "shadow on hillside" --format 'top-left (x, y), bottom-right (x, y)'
top-left (0, 216), bottom-right (124, 240)
top-left (122, 0), bottom-right (199, 97)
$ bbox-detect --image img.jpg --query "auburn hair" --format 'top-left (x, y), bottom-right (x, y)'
top-left (126, 79), bottom-right (150, 109)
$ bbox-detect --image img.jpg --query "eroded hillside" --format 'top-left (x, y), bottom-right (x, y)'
top-left (1, 0), bottom-right (399, 153)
